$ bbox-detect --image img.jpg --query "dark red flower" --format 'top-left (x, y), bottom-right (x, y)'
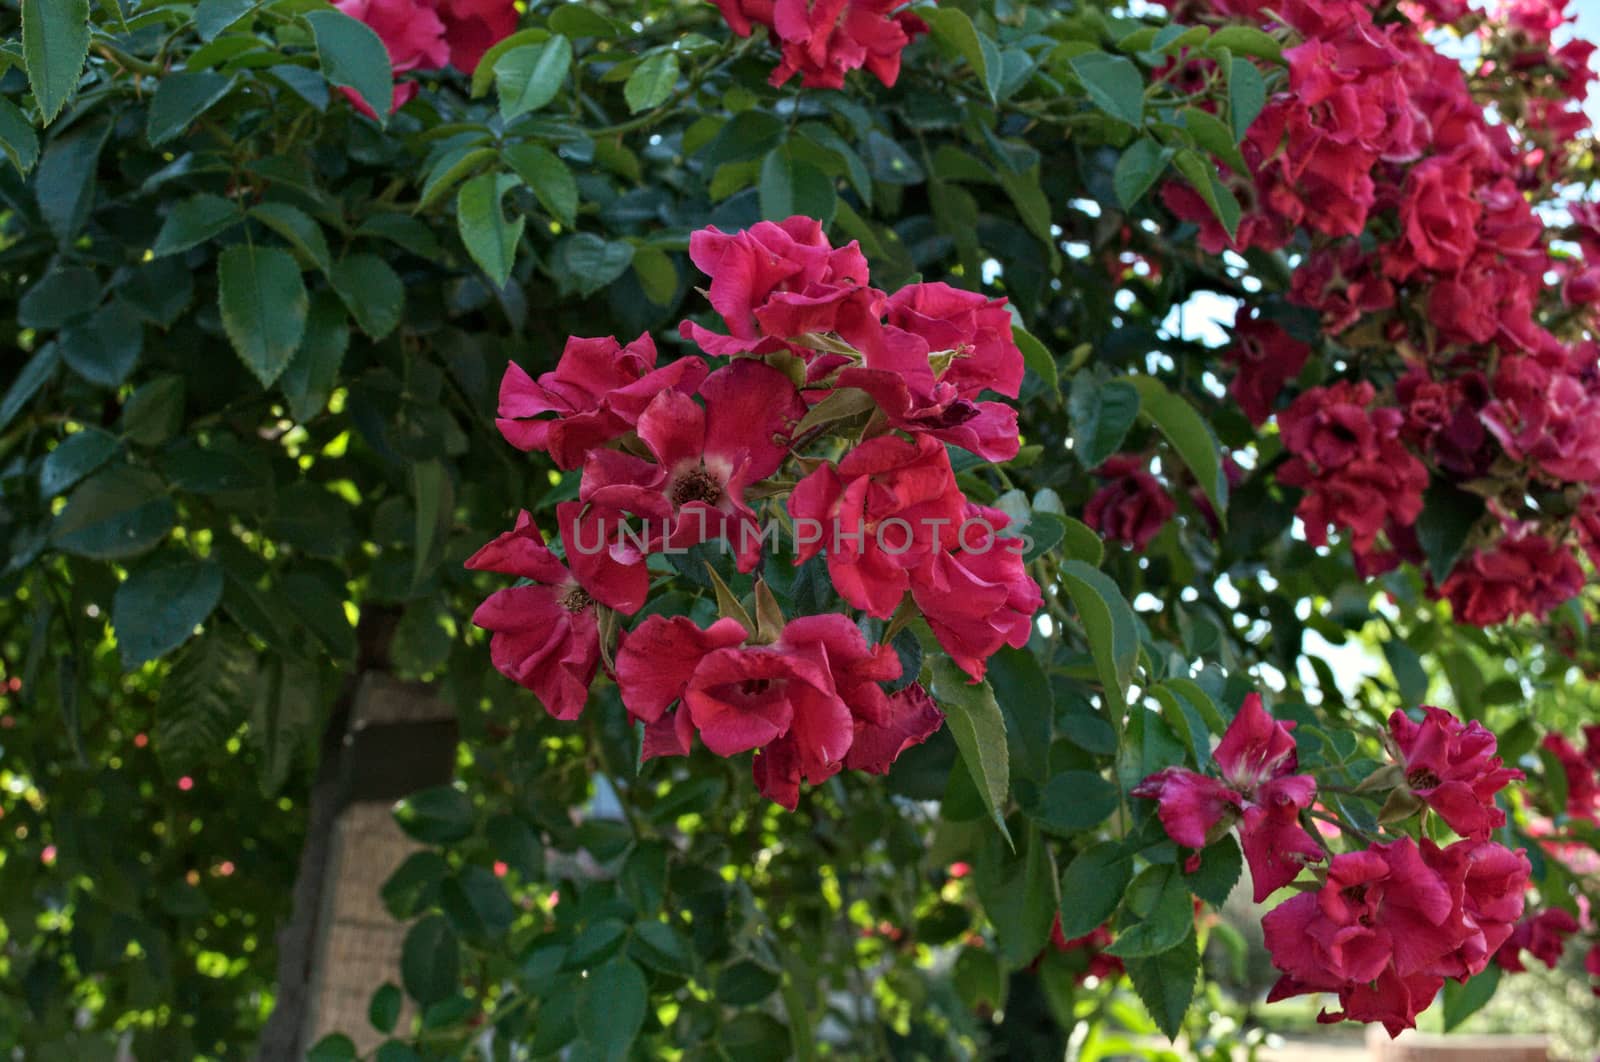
top-left (1493, 908), bottom-right (1579, 973)
top-left (1440, 529), bottom-right (1584, 626)
top-left (466, 510), bottom-right (600, 720)
top-left (1083, 455), bottom-right (1175, 552)
top-left (1224, 310), bottom-right (1312, 425)
top-left (787, 433), bottom-right (966, 618)
top-left (495, 333), bottom-right (708, 469)
top-left (1387, 706), bottom-right (1523, 840)
top-left (579, 359), bottom-right (806, 572)
top-left (1134, 694), bottom-right (1323, 902)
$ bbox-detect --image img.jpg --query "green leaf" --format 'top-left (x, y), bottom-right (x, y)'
top-left (305, 10), bottom-right (394, 124)
top-left (632, 245), bottom-right (678, 306)
top-left (1181, 106), bottom-right (1247, 176)
top-left (1059, 515), bottom-right (1105, 566)
top-left (331, 254), bottom-right (404, 340)
top-left (551, 233), bottom-right (634, 298)
top-left (1208, 25), bottom-right (1283, 62)
top-left (1173, 148), bottom-right (1240, 239)
top-left (396, 785), bottom-right (473, 844)
top-left (40, 429), bottom-right (118, 497)
top-left (577, 958), bottom-right (646, 1062)
top-left (1069, 375), bottom-right (1141, 470)
top-left (196, 0), bottom-right (259, 41)
top-left (251, 653), bottom-right (318, 796)
top-left (503, 142), bottom-right (578, 227)
top-left (0, 345), bottom-right (60, 434)
top-left (974, 823), bottom-right (1058, 968)
top-left (279, 292), bottom-right (349, 422)
top-left (113, 555), bottom-right (224, 669)
top-left (714, 959), bottom-right (781, 1006)
top-left (1058, 559), bottom-right (1139, 723)
top-left (60, 301), bottom-right (144, 388)
top-left (1108, 868), bottom-right (1194, 957)
top-left (1538, 744), bottom-right (1569, 817)
top-left (22, 0), bottom-right (90, 125)
top-left (1416, 480), bottom-right (1485, 583)
top-left (418, 144), bottom-right (495, 210)
top-left (1032, 771), bottom-right (1119, 833)
top-left (147, 71), bottom-right (235, 145)
top-left (368, 983), bottom-right (402, 1035)
top-left (759, 148), bottom-right (837, 224)
top-left (155, 626), bottom-right (256, 773)
top-left (249, 202), bottom-right (333, 274)
top-left (1069, 51), bottom-right (1145, 126)
top-left (217, 244), bottom-right (309, 388)
top-left (1442, 964), bottom-right (1501, 1031)
top-left (411, 458), bottom-right (451, 589)
top-left (699, 110), bottom-right (786, 169)
top-left (997, 166), bottom-right (1055, 255)
top-left (921, 8), bottom-right (995, 102)
top-left (548, 5), bottom-right (619, 38)
top-left (401, 915), bottom-right (459, 1006)
top-left (440, 866), bottom-right (516, 941)
top-left (1182, 835), bottom-right (1242, 906)
top-left (456, 172), bottom-right (524, 288)
top-left (1013, 326), bottom-right (1058, 393)
top-left (930, 656), bottom-right (1012, 846)
top-left (1228, 57), bottom-right (1266, 142)
top-left (121, 375), bottom-right (185, 448)
top-left (51, 465), bottom-right (175, 560)
top-left (1123, 932), bottom-right (1199, 1040)
top-left (1383, 640), bottom-right (1429, 707)
top-left (1057, 842), bottom-right (1132, 938)
top-left (1123, 375), bottom-right (1227, 527)
top-left (1115, 137), bottom-right (1170, 211)
top-left (485, 814), bottom-right (543, 878)
top-left (307, 1034), bottom-right (356, 1062)
top-left (0, 98), bottom-right (40, 175)
top-left (152, 193), bottom-right (243, 257)
top-left (495, 37), bottom-right (572, 121)
top-left (625, 50), bottom-right (678, 113)
top-left (35, 116), bottom-right (109, 244)
top-left (383, 852), bottom-right (449, 919)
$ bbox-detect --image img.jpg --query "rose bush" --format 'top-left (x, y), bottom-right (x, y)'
top-left (0, 0), bottom-right (1597, 1057)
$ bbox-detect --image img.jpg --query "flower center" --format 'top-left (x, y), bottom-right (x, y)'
top-left (1406, 767), bottom-right (1441, 790)
top-left (740, 678), bottom-right (772, 696)
top-left (561, 585), bottom-right (593, 612)
top-left (671, 467), bottom-right (723, 507)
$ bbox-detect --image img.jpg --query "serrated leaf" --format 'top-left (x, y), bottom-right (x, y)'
top-left (1058, 559), bottom-right (1139, 724)
top-left (249, 202), bottom-right (333, 274)
top-left (35, 116), bottom-right (109, 245)
top-left (401, 915), bottom-right (459, 1006)
top-left (1123, 932), bottom-right (1199, 1040)
top-left (1113, 137), bottom-right (1169, 210)
top-left (1173, 148), bottom-right (1241, 239)
top-left (1416, 480), bottom-right (1485, 583)
top-left (759, 148), bottom-right (837, 224)
top-left (1057, 842), bottom-right (1132, 938)
top-left (51, 465), bottom-right (175, 560)
top-left (40, 428), bottom-right (118, 497)
top-left (1123, 375), bottom-right (1227, 527)
top-left (1181, 106), bottom-right (1247, 175)
top-left (279, 292), bottom-right (349, 422)
top-left (1069, 51), bottom-right (1145, 126)
top-left (331, 254), bottom-right (404, 339)
top-left (22, 0), bottom-right (90, 125)
top-left (456, 172), bottom-right (523, 288)
top-left (154, 627), bottom-right (256, 774)
top-left (152, 193), bottom-right (243, 257)
top-left (577, 958), bottom-right (646, 1062)
top-left (921, 8), bottom-right (996, 102)
top-left (0, 98), bottom-right (40, 174)
top-left (1228, 57), bottom-right (1266, 142)
top-left (495, 37), bottom-right (572, 121)
top-left (1442, 965), bottom-right (1501, 1030)
top-left (1208, 25), bottom-right (1283, 62)
top-left (625, 50), bottom-right (678, 113)
top-left (1, 345), bottom-right (60, 434)
top-left (217, 244), bottom-right (309, 387)
top-left (1069, 374), bottom-right (1140, 470)
top-left (305, 10), bottom-right (394, 124)
top-left (504, 142), bottom-right (577, 226)
top-left (930, 656), bottom-right (1012, 846)
top-left (114, 554), bottom-right (224, 668)
top-left (147, 71), bottom-right (235, 145)
top-left (1182, 835), bottom-right (1243, 906)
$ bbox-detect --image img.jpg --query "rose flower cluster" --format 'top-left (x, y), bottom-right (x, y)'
top-left (1137, 696), bottom-right (1532, 1035)
top-left (1165, 0), bottom-right (1598, 625)
top-left (468, 218), bottom-right (1042, 809)
top-left (335, 0), bottom-right (518, 116)
top-left (712, 0), bottom-right (927, 89)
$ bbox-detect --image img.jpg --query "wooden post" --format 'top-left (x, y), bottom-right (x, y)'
top-left (1366, 1027), bottom-right (1549, 1061)
top-left (258, 673), bottom-right (456, 1060)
